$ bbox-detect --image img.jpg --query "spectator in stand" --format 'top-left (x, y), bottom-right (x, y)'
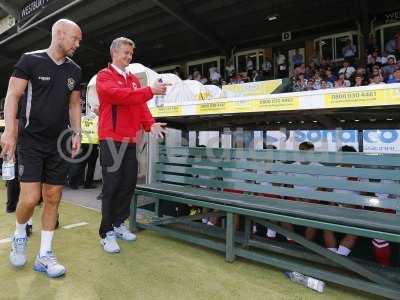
top-left (193, 70), bottom-right (201, 81)
top-left (261, 58), bottom-right (272, 78)
top-left (367, 48), bottom-right (380, 65)
top-left (387, 68), bottom-right (400, 83)
top-left (246, 57), bottom-right (254, 78)
top-left (353, 74), bottom-right (366, 87)
top-left (319, 79), bottom-right (330, 89)
top-left (369, 65), bottom-right (384, 83)
top-left (313, 69), bottom-right (322, 89)
top-left (225, 59), bottom-right (235, 80)
top-left (209, 63), bottom-right (221, 85)
top-left (383, 55), bottom-right (397, 80)
top-left (335, 72), bottom-right (351, 88)
top-left (200, 76), bottom-right (208, 85)
top-left (325, 67), bottom-right (337, 85)
top-left (305, 78), bottom-right (315, 91)
top-left (369, 74), bottom-right (385, 85)
top-left (385, 33), bottom-right (400, 56)
top-left (366, 34), bottom-right (378, 54)
top-left (253, 70), bottom-right (266, 82)
top-left (379, 51), bottom-right (389, 65)
top-left (342, 39), bottom-right (357, 65)
top-left (339, 60), bottom-right (356, 80)
top-left (291, 49), bottom-right (303, 66)
top-left (276, 51), bottom-right (288, 78)
top-left (230, 73), bottom-right (244, 84)
top-left (319, 57), bottom-right (329, 69)
top-left (304, 65), bottom-right (314, 79)
top-left (292, 73), bottom-right (307, 92)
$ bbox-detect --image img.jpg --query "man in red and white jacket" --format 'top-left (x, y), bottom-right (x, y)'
top-left (96, 37), bottom-right (167, 253)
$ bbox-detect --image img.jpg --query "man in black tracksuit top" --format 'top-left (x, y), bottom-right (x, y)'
top-left (1, 19), bottom-right (82, 278)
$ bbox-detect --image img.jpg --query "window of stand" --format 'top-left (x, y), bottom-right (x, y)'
top-left (234, 49), bottom-right (264, 73)
top-left (314, 31), bottom-right (360, 61)
top-left (374, 22), bottom-right (400, 54)
top-left (186, 56), bottom-right (225, 79)
top-left (153, 64), bottom-right (182, 74)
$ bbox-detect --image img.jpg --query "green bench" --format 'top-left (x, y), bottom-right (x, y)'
top-left (131, 145), bottom-right (400, 299)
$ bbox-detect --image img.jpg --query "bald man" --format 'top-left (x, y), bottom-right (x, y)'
top-left (1, 19), bottom-right (82, 278)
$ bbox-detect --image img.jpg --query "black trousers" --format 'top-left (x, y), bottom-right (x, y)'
top-left (99, 140), bottom-right (138, 238)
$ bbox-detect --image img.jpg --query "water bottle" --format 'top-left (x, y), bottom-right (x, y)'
top-left (2, 158), bottom-right (15, 181)
top-left (284, 271), bottom-right (325, 293)
top-left (155, 78), bottom-right (164, 107)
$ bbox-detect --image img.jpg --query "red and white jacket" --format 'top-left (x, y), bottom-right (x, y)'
top-left (96, 64), bottom-right (154, 143)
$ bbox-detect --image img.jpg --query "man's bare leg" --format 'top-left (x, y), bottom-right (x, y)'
top-left (10, 182), bottom-right (41, 268)
top-left (33, 183), bottom-right (66, 278)
top-left (39, 184), bottom-right (63, 256)
top-left (15, 182), bottom-right (42, 226)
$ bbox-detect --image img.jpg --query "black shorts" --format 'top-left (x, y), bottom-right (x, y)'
top-left (17, 137), bottom-right (69, 185)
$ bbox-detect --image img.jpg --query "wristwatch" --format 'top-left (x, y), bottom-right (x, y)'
top-left (72, 130), bottom-right (82, 138)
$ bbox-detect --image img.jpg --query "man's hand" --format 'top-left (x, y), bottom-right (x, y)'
top-left (150, 123), bottom-right (167, 139)
top-left (151, 82), bottom-right (168, 95)
top-left (0, 130), bottom-right (16, 161)
top-left (71, 133), bottom-right (81, 159)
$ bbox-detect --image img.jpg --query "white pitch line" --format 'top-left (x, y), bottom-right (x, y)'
top-left (62, 222), bottom-right (89, 229)
top-left (0, 238), bottom-right (11, 244)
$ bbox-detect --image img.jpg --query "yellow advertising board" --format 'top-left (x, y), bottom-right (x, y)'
top-left (222, 79), bottom-right (282, 97)
top-left (81, 117), bottom-right (99, 144)
top-left (196, 102), bottom-right (233, 115)
top-left (254, 96), bottom-right (300, 111)
top-left (324, 88), bottom-right (400, 108)
top-left (151, 105), bottom-right (183, 117)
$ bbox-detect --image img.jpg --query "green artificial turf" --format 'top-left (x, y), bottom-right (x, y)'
top-left (0, 189), bottom-right (375, 300)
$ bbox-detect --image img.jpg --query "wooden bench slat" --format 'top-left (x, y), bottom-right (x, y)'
top-left (155, 173), bottom-right (400, 210)
top-left (159, 156), bottom-right (400, 180)
top-left (135, 183), bottom-right (400, 235)
top-left (160, 146), bottom-right (400, 167)
top-left (156, 164), bottom-right (400, 195)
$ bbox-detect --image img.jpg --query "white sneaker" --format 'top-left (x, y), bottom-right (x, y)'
top-left (33, 251), bottom-right (66, 278)
top-left (114, 224), bottom-right (136, 241)
top-left (9, 235), bottom-right (28, 268)
top-left (100, 231), bottom-right (120, 253)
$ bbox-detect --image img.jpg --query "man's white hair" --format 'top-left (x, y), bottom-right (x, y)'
top-left (110, 37), bottom-right (135, 57)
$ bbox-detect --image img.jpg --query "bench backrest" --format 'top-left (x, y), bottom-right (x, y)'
top-left (154, 146), bottom-right (400, 213)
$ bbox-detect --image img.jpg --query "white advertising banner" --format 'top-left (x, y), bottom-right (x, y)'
top-left (363, 130), bottom-right (400, 153)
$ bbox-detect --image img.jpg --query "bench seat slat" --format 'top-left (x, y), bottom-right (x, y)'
top-left (136, 183), bottom-right (400, 234)
top-left (156, 164), bottom-right (400, 195)
top-left (155, 173), bottom-right (400, 210)
top-left (160, 147), bottom-right (400, 167)
top-left (159, 157), bottom-right (400, 180)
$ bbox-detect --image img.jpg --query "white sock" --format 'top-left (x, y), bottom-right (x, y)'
top-left (337, 245), bottom-right (351, 256)
top-left (252, 225), bottom-right (257, 234)
top-left (267, 229), bottom-right (277, 238)
top-left (206, 221), bottom-right (215, 226)
top-left (15, 221), bottom-right (27, 237)
top-left (327, 247), bottom-right (337, 253)
top-left (27, 218), bottom-right (33, 226)
top-left (202, 218), bottom-right (208, 224)
top-left (39, 231), bottom-right (54, 257)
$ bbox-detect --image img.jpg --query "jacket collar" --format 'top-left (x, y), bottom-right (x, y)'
top-left (108, 63), bottom-right (131, 78)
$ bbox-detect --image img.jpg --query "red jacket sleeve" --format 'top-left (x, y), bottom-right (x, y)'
top-left (141, 103), bottom-right (155, 132)
top-left (96, 70), bottom-right (153, 106)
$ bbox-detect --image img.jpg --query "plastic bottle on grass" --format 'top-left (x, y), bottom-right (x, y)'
top-left (284, 271), bottom-right (325, 293)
